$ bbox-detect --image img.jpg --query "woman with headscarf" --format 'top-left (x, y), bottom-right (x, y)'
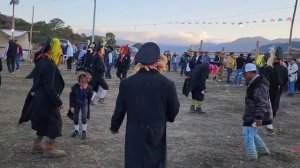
top-left (19, 37), bottom-right (65, 158)
top-left (110, 42), bottom-right (180, 168)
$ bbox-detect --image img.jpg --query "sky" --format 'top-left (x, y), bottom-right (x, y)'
top-left (0, 0), bottom-right (300, 45)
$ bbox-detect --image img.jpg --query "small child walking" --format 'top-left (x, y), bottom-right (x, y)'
top-left (69, 69), bottom-right (93, 140)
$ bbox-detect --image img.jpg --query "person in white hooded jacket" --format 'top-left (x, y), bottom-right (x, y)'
top-left (287, 59), bottom-right (298, 97)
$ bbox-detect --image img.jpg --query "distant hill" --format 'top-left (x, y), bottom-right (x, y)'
top-left (116, 37), bottom-right (300, 54)
top-left (258, 41), bottom-right (300, 52)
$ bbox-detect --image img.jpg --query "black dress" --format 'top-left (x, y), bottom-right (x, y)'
top-left (19, 57), bottom-right (65, 138)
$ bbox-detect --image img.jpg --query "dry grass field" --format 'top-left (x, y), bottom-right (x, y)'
top-left (0, 61), bottom-right (299, 168)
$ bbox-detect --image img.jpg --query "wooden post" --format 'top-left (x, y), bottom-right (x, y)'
top-left (29, 6), bottom-right (34, 61)
top-left (288, 0), bottom-right (298, 58)
top-left (256, 41), bottom-right (260, 57)
top-left (200, 40), bottom-right (203, 51)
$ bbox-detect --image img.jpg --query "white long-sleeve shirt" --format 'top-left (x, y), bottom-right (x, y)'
top-left (288, 63), bottom-right (298, 82)
top-left (108, 52), bottom-right (113, 64)
top-left (67, 46), bottom-right (74, 57)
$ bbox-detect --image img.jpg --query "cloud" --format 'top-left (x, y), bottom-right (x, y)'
top-left (74, 27), bottom-right (233, 45)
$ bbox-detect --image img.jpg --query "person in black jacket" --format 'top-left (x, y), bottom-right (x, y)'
top-left (260, 48), bottom-right (288, 134)
top-left (186, 62), bottom-right (210, 113)
top-left (116, 45), bottom-right (131, 80)
top-left (234, 53), bottom-right (246, 86)
top-left (89, 47), bottom-right (109, 104)
top-left (69, 69), bottom-right (93, 140)
top-left (243, 63), bottom-right (272, 161)
top-left (4, 38), bottom-right (18, 73)
top-left (110, 42), bottom-right (180, 168)
top-left (19, 37), bottom-right (66, 158)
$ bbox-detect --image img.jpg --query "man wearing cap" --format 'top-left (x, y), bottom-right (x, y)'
top-left (110, 42), bottom-right (180, 168)
top-left (243, 63), bottom-right (272, 161)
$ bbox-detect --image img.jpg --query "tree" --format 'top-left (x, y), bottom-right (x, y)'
top-left (49, 18), bottom-right (65, 30)
top-left (132, 43), bottom-right (143, 49)
top-left (105, 32), bottom-right (116, 47)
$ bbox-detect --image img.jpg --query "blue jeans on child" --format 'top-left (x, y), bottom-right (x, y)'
top-left (288, 80), bottom-right (296, 95)
top-left (235, 69), bottom-right (243, 85)
top-left (242, 126), bottom-right (269, 159)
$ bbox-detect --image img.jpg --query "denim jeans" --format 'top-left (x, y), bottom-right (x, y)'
top-left (105, 64), bottom-right (112, 79)
top-left (15, 54), bottom-right (20, 70)
top-left (242, 126), bottom-right (269, 159)
top-left (226, 68), bottom-right (233, 83)
top-left (74, 104), bottom-right (88, 125)
top-left (288, 80), bottom-right (296, 95)
top-left (234, 69), bottom-right (243, 85)
top-left (172, 63), bottom-right (178, 71)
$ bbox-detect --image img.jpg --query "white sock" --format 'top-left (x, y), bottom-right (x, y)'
top-left (91, 91), bottom-right (97, 100)
top-left (99, 90), bottom-right (108, 99)
top-left (266, 124), bottom-right (273, 130)
top-left (82, 124), bottom-right (87, 132)
top-left (74, 125), bottom-right (79, 131)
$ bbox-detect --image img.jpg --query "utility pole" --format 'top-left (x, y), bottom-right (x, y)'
top-left (92, 0), bottom-right (96, 42)
top-left (288, 0), bottom-right (298, 58)
top-left (10, 0), bottom-right (19, 39)
top-left (29, 5), bottom-right (34, 61)
top-left (12, 2), bottom-right (15, 39)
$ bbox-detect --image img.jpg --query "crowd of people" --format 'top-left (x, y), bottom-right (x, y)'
top-left (0, 36), bottom-right (299, 166)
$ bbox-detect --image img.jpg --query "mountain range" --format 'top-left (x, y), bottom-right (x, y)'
top-left (117, 37), bottom-right (300, 53)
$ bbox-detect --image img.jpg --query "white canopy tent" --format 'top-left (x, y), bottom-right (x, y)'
top-left (0, 29), bottom-right (31, 60)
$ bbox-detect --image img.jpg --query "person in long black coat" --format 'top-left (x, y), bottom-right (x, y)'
top-left (19, 37), bottom-right (66, 158)
top-left (110, 42), bottom-right (180, 168)
top-left (187, 63), bottom-right (210, 113)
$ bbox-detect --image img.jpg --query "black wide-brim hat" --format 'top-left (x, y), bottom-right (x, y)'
top-left (275, 47), bottom-right (284, 60)
top-left (135, 42), bottom-right (160, 65)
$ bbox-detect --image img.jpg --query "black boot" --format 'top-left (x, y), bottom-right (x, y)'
top-left (196, 107), bottom-right (205, 114)
top-left (71, 130), bottom-right (79, 137)
top-left (81, 131), bottom-right (87, 140)
top-left (189, 105), bottom-right (196, 113)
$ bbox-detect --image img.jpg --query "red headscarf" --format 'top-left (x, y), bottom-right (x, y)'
top-left (120, 45), bottom-right (129, 62)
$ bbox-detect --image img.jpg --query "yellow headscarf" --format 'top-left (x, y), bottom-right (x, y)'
top-left (48, 38), bottom-right (63, 65)
top-left (255, 54), bottom-right (266, 68)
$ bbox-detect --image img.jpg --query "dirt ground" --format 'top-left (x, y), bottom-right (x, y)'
top-left (0, 61), bottom-right (299, 168)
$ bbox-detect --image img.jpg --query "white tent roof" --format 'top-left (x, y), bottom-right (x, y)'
top-left (0, 29), bottom-right (27, 37)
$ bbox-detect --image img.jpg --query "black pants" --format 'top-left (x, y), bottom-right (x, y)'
top-left (269, 87), bottom-right (283, 117)
top-left (167, 60), bottom-right (171, 71)
top-left (6, 56), bottom-right (16, 73)
top-left (180, 63), bottom-right (186, 76)
top-left (73, 104), bottom-right (88, 125)
top-left (67, 57), bottom-right (73, 70)
top-left (116, 69), bottom-right (128, 80)
top-left (0, 74), bottom-right (1, 86)
top-left (90, 76), bottom-right (109, 92)
top-left (105, 64), bottom-right (112, 79)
